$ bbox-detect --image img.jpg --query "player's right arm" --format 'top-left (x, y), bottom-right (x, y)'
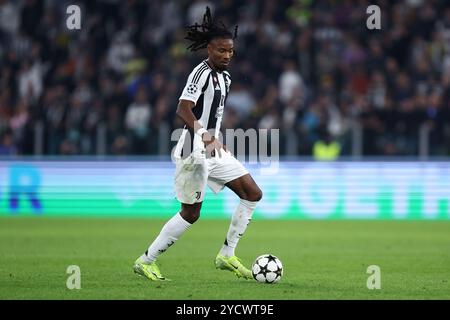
top-left (176, 99), bottom-right (226, 156)
top-left (176, 99), bottom-right (205, 136)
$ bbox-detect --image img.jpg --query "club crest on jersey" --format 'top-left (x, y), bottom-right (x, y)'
top-left (187, 83), bottom-right (198, 94)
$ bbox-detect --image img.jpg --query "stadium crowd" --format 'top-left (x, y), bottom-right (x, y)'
top-left (0, 0), bottom-right (449, 157)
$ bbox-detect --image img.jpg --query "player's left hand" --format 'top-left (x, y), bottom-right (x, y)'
top-left (204, 135), bottom-right (227, 158)
top-left (215, 143), bottom-right (229, 158)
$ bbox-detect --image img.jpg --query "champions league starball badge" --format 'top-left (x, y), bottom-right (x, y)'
top-left (187, 83), bottom-right (198, 94)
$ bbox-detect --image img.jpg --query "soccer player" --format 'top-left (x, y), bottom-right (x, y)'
top-left (133, 7), bottom-right (262, 281)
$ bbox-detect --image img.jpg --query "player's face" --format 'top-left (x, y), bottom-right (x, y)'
top-left (207, 38), bottom-right (234, 70)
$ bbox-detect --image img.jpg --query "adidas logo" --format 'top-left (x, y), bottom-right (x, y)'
top-left (215, 84), bottom-right (220, 90)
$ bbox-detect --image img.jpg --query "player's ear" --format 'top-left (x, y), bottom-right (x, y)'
top-left (207, 43), bottom-right (212, 56)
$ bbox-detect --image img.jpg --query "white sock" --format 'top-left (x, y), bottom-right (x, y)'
top-left (220, 199), bottom-right (258, 257)
top-left (140, 212), bottom-right (191, 263)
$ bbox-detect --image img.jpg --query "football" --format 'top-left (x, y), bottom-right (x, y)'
top-left (251, 254), bottom-right (283, 283)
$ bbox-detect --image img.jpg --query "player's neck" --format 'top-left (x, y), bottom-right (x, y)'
top-left (205, 58), bottom-right (224, 73)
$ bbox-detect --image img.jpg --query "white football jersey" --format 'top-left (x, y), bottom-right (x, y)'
top-left (174, 60), bottom-right (231, 158)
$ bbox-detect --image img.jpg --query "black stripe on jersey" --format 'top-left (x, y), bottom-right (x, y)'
top-left (223, 72), bottom-right (231, 97)
top-left (192, 63), bottom-right (208, 84)
top-left (207, 71), bottom-right (222, 130)
top-left (191, 64), bottom-right (205, 84)
top-left (224, 71), bottom-right (231, 82)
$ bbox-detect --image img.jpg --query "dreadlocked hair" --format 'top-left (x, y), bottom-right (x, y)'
top-left (185, 6), bottom-right (238, 52)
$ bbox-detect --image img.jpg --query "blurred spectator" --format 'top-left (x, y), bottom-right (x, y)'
top-left (0, 0), bottom-right (448, 157)
top-left (0, 0), bottom-right (20, 37)
top-left (18, 58), bottom-right (44, 102)
top-left (226, 82), bottom-right (255, 117)
top-left (125, 85), bottom-right (152, 154)
top-left (107, 31), bottom-right (135, 75)
top-left (188, 0), bottom-right (215, 25)
top-left (0, 129), bottom-right (17, 155)
top-left (313, 127), bottom-right (341, 161)
top-left (278, 60), bottom-right (304, 105)
top-left (9, 98), bottom-right (30, 151)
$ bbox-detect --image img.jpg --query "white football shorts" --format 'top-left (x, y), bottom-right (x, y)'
top-left (174, 149), bottom-right (249, 204)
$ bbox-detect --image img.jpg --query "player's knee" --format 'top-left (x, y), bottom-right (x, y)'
top-left (252, 188), bottom-right (263, 202)
top-left (181, 207), bottom-right (201, 224)
top-left (190, 210), bottom-right (201, 223)
top-left (243, 187), bottom-right (262, 202)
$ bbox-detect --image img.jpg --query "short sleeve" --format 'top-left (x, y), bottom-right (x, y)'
top-left (179, 63), bottom-right (210, 104)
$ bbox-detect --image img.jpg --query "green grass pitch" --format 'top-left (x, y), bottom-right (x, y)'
top-left (0, 217), bottom-right (449, 299)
